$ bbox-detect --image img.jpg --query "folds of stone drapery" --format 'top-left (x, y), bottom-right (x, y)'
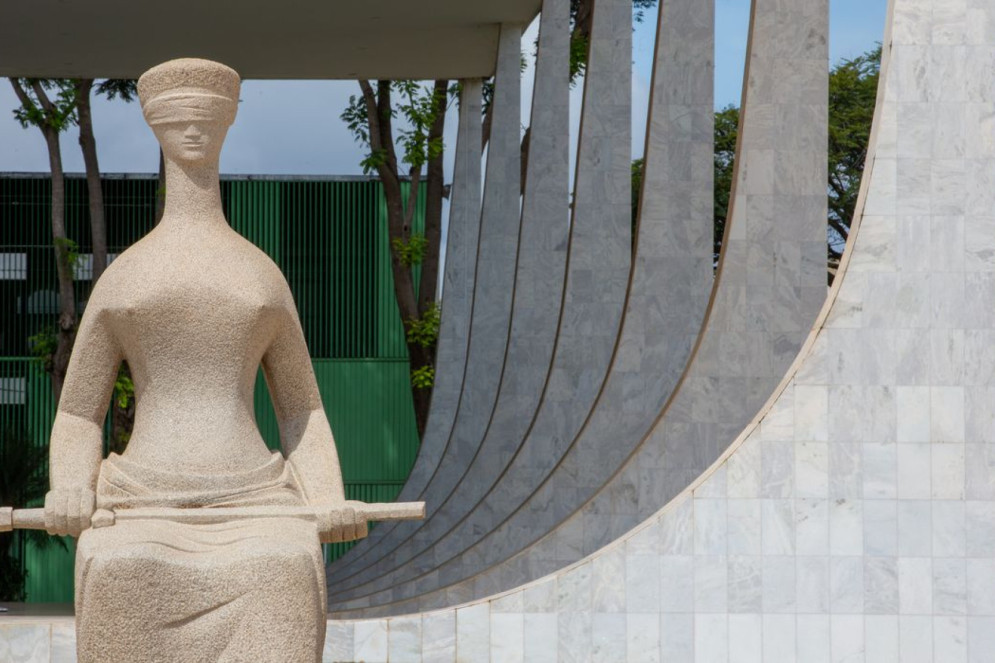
top-left (330, 0), bottom-right (830, 617)
top-left (323, 0), bottom-right (995, 658)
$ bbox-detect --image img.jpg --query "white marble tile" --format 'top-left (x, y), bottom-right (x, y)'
top-left (830, 615), bottom-right (864, 663)
top-left (422, 611), bottom-right (457, 663)
top-left (898, 500), bottom-right (932, 556)
top-left (456, 604), bottom-right (490, 663)
top-left (324, 621), bottom-right (354, 663)
top-left (932, 501), bottom-right (966, 556)
top-left (933, 558), bottom-right (967, 616)
top-left (897, 388), bottom-right (931, 443)
top-left (0, 625), bottom-right (51, 663)
top-left (729, 499), bottom-right (763, 555)
top-left (626, 554), bottom-right (661, 613)
top-left (899, 615), bottom-right (933, 663)
top-left (694, 614), bottom-right (727, 663)
top-left (694, 499), bottom-right (728, 556)
top-left (967, 616), bottom-right (995, 663)
top-left (660, 613), bottom-right (693, 662)
top-left (864, 615), bottom-right (899, 663)
top-left (966, 559), bottom-right (995, 615)
top-left (389, 616), bottom-right (423, 663)
top-left (762, 499), bottom-right (795, 555)
top-left (932, 444), bottom-right (965, 499)
top-left (51, 624), bottom-right (76, 663)
top-left (727, 614), bottom-right (761, 663)
top-left (591, 613), bottom-right (626, 663)
top-left (557, 610), bottom-right (592, 663)
top-left (523, 613), bottom-right (557, 663)
top-left (797, 555), bottom-right (830, 613)
top-left (490, 612), bottom-right (524, 663)
top-left (795, 499), bottom-right (830, 556)
top-left (829, 499), bottom-right (863, 556)
top-left (763, 614), bottom-right (795, 663)
top-left (897, 444), bottom-right (932, 499)
top-left (899, 558), bottom-right (933, 614)
top-left (354, 620), bottom-right (389, 663)
top-left (830, 557), bottom-right (865, 614)
top-left (797, 615), bottom-right (831, 663)
top-left (626, 613), bottom-right (660, 663)
top-left (660, 556), bottom-right (694, 612)
top-left (935, 615), bottom-right (968, 663)
top-left (863, 499), bottom-right (898, 556)
top-left (695, 555), bottom-right (728, 612)
top-left (763, 556), bottom-right (796, 613)
top-left (796, 442), bottom-right (829, 498)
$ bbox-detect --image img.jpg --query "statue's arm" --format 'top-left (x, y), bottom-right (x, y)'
top-left (263, 295), bottom-right (366, 542)
top-left (45, 299), bottom-right (121, 536)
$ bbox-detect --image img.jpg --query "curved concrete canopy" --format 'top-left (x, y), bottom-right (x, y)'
top-left (0, 0), bottom-right (540, 79)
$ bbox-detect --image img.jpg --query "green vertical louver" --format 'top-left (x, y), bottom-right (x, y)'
top-left (0, 173), bottom-right (424, 601)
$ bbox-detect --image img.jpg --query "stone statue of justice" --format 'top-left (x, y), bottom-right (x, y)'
top-left (0, 58), bottom-right (424, 662)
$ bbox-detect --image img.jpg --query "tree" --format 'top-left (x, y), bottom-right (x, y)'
top-left (342, 80), bottom-right (448, 437)
top-left (74, 79), bottom-right (137, 283)
top-left (10, 79), bottom-right (78, 402)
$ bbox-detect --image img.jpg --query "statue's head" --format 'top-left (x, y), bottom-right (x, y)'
top-left (138, 58), bottom-right (240, 164)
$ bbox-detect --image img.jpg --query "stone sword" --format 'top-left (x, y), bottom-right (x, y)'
top-left (0, 502), bottom-right (425, 535)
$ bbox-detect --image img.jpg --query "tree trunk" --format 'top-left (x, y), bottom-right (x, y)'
top-left (75, 79), bottom-right (107, 283)
top-left (43, 127), bottom-right (77, 403)
top-left (417, 80), bottom-right (449, 316)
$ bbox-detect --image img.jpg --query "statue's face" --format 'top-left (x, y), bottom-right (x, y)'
top-left (153, 119), bottom-right (228, 164)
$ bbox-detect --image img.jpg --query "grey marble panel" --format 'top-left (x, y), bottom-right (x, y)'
top-left (325, 78), bottom-right (484, 580)
top-left (330, 0), bottom-right (633, 613)
top-left (328, 0), bottom-right (570, 602)
top-left (328, 24), bottom-right (524, 593)
top-left (333, 0), bottom-right (828, 616)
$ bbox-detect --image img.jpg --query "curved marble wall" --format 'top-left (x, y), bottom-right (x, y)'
top-left (316, 0), bottom-right (995, 658)
top-left (328, 0), bottom-right (633, 607)
top-left (330, 0), bottom-right (828, 616)
top-left (328, 0), bottom-right (572, 592)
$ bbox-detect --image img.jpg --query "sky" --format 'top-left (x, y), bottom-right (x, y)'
top-left (0, 0), bottom-right (889, 180)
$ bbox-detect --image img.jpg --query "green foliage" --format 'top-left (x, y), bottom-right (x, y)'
top-left (114, 368), bottom-right (134, 411)
top-left (53, 236), bottom-right (82, 273)
top-left (28, 325), bottom-right (57, 371)
top-left (341, 81), bottom-right (448, 176)
top-left (391, 233), bottom-right (429, 268)
top-left (410, 365), bottom-right (435, 390)
top-left (828, 45), bottom-right (881, 259)
top-left (0, 427), bottom-right (68, 601)
top-left (10, 79), bottom-right (78, 133)
top-left (405, 303), bottom-right (441, 350)
top-left (713, 105), bottom-right (740, 265)
top-left (94, 79), bottom-right (137, 102)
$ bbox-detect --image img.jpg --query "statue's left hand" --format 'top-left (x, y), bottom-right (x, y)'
top-left (314, 500), bottom-right (369, 544)
top-left (44, 488), bottom-right (96, 537)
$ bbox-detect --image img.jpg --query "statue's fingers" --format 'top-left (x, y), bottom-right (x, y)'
top-left (78, 491), bottom-right (94, 532)
top-left (44, 493), bottom-right (61, 536)
top-left (66, 494), bottom-right (81, 537)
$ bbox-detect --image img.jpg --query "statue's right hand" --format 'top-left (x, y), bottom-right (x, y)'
top-left (44, 489), bottom-right (96, 537)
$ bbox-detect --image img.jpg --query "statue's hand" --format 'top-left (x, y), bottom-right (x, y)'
top-left (44, 488), bottom-right (96, 537)
top-left (314, 500), bottom-right (369, 544)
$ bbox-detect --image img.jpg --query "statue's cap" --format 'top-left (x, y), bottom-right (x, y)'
top-left (138, 58), bottom-right (240, 108)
